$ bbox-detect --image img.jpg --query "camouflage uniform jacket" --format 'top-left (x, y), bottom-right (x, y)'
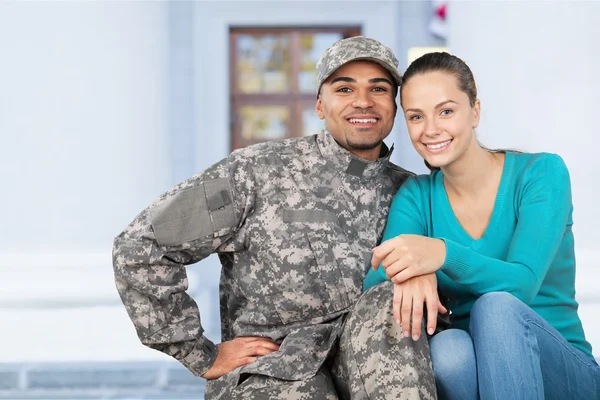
top-left (113, 130), bottom-right (413, 383)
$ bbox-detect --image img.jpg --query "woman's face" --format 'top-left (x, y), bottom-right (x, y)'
top-left (401, 71), bottom-right (480, 169)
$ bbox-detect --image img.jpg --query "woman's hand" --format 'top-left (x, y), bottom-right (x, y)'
top-left (372, 234), bottom-right (446, 283)
top-left (393, 273), bottom-right (448, 340)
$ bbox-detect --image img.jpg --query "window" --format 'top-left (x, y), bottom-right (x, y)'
top-left (230, 27), bottom-right (361, 150)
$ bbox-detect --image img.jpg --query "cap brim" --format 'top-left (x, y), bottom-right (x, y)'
top-left (321, 56), bottom-right (402, 87)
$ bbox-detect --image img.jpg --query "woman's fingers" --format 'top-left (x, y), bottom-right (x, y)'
top-left (400, 286), bottom-right (413, 338)
top-left (425, 291), bottom-right (439, 336)
top-left (438, 303), bottom-right (448, 315)
top-left (393, 283), bottom-right (404, 325)
top-left (371, 241), bottom-right (396, 269)
top-left (411, 286), bottom-right (424, 340)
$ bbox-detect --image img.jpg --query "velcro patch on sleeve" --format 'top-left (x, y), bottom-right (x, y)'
top-left (204, 178), bottom-right (236, 232)
top-left (207, 189), bottom-right (232, 211)
top-left (149, 186), bottom-right (212, 246)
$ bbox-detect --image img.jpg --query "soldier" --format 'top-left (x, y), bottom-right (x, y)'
top-left (112, 36), bottom-right (443, 399)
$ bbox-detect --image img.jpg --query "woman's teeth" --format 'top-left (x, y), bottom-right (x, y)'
top-left (426, 140), bottom-right (451, 150)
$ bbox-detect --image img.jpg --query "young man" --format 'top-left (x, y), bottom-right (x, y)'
top-left (113, 36), bottom-right (440, 399)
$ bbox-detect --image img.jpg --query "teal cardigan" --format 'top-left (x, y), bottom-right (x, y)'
top-left (363, 152), bottom-right (593, 357)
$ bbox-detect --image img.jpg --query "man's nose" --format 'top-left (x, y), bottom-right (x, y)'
top-left (352, 90), bottom-right (375, 109)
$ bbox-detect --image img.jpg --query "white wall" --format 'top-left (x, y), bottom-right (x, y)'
top-left (0, 4), bottom-right (169, 272)
top-left (0, 1), bottom-right (175, 361)
top-left (0, 0), bottom-right (410, 362)
top-left (0, 1), bottom-right (170, 256)
top-left (448, 1), bottom-right (600, 356)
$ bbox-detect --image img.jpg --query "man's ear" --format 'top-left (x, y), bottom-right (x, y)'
top-left (316, 96), bottom-right (325, 120)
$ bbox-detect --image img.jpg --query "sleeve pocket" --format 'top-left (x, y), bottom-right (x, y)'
top-left (149, 186), bottom-right (213, 246)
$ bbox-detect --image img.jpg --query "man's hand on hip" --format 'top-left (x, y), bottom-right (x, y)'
top-left (202, 337), bottom-right (280, 380)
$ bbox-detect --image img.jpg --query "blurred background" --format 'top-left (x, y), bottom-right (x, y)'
top-left (0, 1), bottom-right (598, 399)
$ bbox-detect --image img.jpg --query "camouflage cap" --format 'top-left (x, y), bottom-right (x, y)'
top-left (316, 36), bottom-right (402, 95)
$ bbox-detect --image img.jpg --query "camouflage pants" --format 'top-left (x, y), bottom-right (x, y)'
top-left (207, 281), bottom-right (436, 399)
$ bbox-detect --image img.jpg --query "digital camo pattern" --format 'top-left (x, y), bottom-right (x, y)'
top-left (113, 130), bottom-right (417, 398)
top-left (205, 366), bottom-right (339, 400)
top-left (315, 36), bottom-right (403, 93)
top-left (333, 281), bottom-right (437, 400)
top-left (205, 282), bottom-right (436, 399)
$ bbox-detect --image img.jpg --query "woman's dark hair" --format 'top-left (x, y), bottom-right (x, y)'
top-left (400, 52), bottom-right (478, 108)
top-left (400, 52), bottom-right (515, 171)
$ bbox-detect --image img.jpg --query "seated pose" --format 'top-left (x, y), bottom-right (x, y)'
top-left (363, 52), bottom-right (600, 400)
top-left (113, 36), bottom-right (438, 400)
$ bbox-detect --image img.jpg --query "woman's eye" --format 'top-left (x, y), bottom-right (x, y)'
top-left (441, 109), bottom-right (453, 116)
top-left (409, 115), bottom-right (422, 121)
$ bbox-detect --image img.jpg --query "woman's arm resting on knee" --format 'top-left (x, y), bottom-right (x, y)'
top-left (393, 274), bottom-right (448, 340)
top-left (363, 177), bottom-right (430, 291)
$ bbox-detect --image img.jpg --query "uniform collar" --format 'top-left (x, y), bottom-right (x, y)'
top-left (317, 129), bottom-right (394, 180)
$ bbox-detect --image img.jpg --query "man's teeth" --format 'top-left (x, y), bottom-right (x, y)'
top-left (426, 140), bottom-right (451, 150)
top-left (349, 118), bottom-right (377, 124)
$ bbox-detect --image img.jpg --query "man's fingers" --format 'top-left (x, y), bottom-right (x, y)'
top-left (254, 339), bottom-right (280, 351)
top-left (203, 340), bottom-right (260, 380)
top-left (240, 336), bottom-right (276, 342)
top-left (247, 345), bottom-right (278, 357)
top-left (242, 340), bottom-right (280, 357)
top-left (239, 336), bottom-right (266, 343)
top-left (238, 337), bottom-right (279, 348)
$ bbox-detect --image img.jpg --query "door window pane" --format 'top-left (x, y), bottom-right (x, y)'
top-left (238, 106), bottom-right (289, 140)
top-left (299, 33), bottom-right (344, 93)
top-left (236, 35), bottom-right (291, 93)
top-left (230, 28), bottom-right (361, 150)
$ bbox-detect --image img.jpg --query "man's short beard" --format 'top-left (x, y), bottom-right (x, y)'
top-left (346, 135), bottom-right (383, 150)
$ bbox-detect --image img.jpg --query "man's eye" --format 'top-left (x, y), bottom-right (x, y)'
top-left (336, 87), bottom-right (352, 93)
top-left (373, 87), bottom-right (388, 92)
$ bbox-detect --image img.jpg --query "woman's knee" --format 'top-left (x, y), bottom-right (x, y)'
top-left (469, 292), bottom-right (528, 336)
top-left (470, 292), bottom-right (522, 320)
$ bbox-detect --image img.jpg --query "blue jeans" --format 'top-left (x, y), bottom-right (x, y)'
top-left (430, 292), bottom-right (600, 400)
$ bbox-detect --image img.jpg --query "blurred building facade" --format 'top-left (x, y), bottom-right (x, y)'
top-left (0, 1), bottom-right (598, 398)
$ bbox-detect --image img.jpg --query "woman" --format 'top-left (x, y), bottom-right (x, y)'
top-left (363, 52), bottom-right (599, 399)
